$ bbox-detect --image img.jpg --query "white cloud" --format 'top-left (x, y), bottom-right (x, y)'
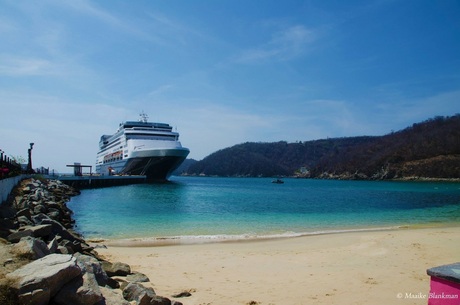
top-left (147, 84), bottom-right (174, 97)
top-left (0, 55), bottom-right (54, 76)
top-left (236, 25), bottom-right (315, 63)
top-left (146, 12), bottom-right (202, 46)
top-left (59, 1), bottom-right (205, 48)
top-left (272, 25), bottom-right (315, 55)
top-left (56, 0), bottom-right (122, 29)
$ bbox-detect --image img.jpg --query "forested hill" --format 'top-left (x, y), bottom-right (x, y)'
top-left (183, 114), bottom-right (460, 180)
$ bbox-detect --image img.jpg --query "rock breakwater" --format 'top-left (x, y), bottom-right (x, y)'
top-left (0, 178), bottom-right (184, 305)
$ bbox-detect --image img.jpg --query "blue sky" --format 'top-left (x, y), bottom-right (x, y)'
top-left (1, 0), bottom-right (459, 173)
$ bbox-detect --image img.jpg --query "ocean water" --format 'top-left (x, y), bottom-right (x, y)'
top-left (67, 177), bottom-right (460, 243)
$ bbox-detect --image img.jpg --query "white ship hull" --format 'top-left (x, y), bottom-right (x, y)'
top-left (95, 114), bottom-right (189, 180)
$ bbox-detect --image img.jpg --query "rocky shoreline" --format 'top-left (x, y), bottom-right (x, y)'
top-left (310, 171), bottom-right (460, 181)
top-left (0, 178), bottom-right (185, 305)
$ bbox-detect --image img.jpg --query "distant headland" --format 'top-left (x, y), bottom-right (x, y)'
top-left (179, 114), bottom-right (460, 180)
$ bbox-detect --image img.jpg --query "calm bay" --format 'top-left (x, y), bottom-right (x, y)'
top-left (67, 177), bottom-right (460, 243)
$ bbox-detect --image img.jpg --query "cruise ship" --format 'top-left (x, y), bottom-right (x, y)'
top-left (95, 113), bottom-right (190, 180)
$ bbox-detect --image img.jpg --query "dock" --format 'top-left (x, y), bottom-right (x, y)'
top-left (47, 175), bottom-right (147, 189)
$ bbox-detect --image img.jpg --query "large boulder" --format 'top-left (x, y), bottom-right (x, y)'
top-left (31, 213), bottom-right (52, 226)
top-left (8, 224), bottom-right (51, 243)
top-left (122, 282), bottom-right (173, 305)
top-left (74, 253), bottom-right (109, 286)
top-left (32, 203), bottom-right (47, 215)
top-left (58, 239), bottom-right (82, 254)
top-left (99, 286), bottom-right (130, 305)
top-left (122, 282), bottom-right (156, 305)
top-left (51, 253), bottom-right (113, 305)
top-left (150, 295), bottom-right (173, 305)
top-left (7, 224), bottom-right (53, 243)
top-left (102, 261), bottom-right (131, 276)
top-left (126, 272), bottom-right (150, 283)
top-left (16, 208), bottom-right (31, 219)
top-left (6, 254), bottom-right (81, 305)
top-left (11, 236), bottom-right (51, 259)
top-left (7, 229), bottom-right (34, 243)
top-left (53, 272), bottom-right (103, 305)
top-left (30, 188), bottom-right (45, 202)
top-left (17, 215), bottom-right (33, 227)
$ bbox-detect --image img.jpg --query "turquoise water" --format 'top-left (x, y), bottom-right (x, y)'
top-left (67, 177), bottom-right (460, 242)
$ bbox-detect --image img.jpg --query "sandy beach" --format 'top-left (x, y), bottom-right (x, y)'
top-left (97, 226), bottom-right (460, 305)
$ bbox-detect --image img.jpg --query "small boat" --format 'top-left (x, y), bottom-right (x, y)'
top-left (272, 179), bottom-right (284, 184)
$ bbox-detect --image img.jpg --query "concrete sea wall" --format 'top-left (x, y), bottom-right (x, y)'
top-left (0, 175), bottom-right (29, 204)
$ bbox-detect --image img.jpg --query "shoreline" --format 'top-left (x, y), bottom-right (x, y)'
top-left (97, 225), bottom-right (460, 305)
top-left (87, 222), bottom-right (459, 247)
top-left (186, 175), bottom-right (460, 182)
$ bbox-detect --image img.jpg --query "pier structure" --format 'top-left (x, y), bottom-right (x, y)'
top-left (66, 163), bottom-right (93, 176)
top-left (40, 162), bottom-right (149, 189)
top-left (47, 174), bottom-right (147, 189)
